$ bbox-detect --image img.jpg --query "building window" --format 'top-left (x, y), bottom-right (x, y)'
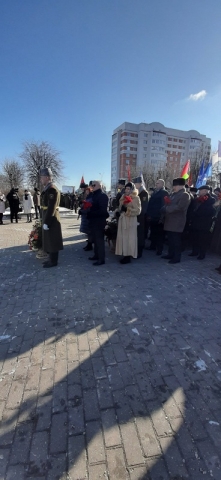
top-left (144, 133), bottom-right (148, 137)
top-left (143, 140), bottom-right (148, 144)
top-left (143, 147), bottom-right (147, 151)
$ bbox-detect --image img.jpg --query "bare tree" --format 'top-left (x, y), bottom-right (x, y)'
top-left (0, 159), bottom-right (24, 190)
top-left (19, 141), bottom-right (64, 189)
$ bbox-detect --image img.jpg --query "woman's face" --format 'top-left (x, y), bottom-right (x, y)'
top-left (125, 187), bottom-right (131, 195)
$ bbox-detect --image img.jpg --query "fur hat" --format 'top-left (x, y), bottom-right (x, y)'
top-left (125, 182), bottom-right (136, 190)
top-left (172, 178), bottom-right (185, 186)
top-left (40, 167), bottom-right (52, 177)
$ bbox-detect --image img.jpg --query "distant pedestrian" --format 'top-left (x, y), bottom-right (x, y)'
top-left (33, 188), bottom-right (41, 219)
top-left (6, 187), bottom-right (20, 223)
top-left (0, 192), bottom-right (6, 225)
top-left (23, 190), bottom-right (34, 223)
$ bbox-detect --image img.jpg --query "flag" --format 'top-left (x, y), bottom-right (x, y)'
top-left (218, 141), bottom-right (221, 158)
top-left (127, 165), bottom-right (131, 181)
top-left (140, 171), bottom-right (146, 188)
top-left (201, 160), bottom-right (212, 185)
top-left (195, 159), bottom-right (205, 188)
top-left (180, 160), bottom-right (190, 179)
top-left (80, 175), bottom-right (85, 184)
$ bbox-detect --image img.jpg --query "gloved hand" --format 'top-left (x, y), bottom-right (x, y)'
top-left (121, 205), bottom-right (127, 213)
top-left (43, 224), bottom-right (49, 230)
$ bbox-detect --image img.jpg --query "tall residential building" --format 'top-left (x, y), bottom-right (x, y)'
top-left (111, 121), bottom-right (211, 190)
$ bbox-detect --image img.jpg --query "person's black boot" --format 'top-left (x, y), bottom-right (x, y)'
top-left (137, 247), bottom-right (143, 258)
top-left (120, 256), bottom-right (131, 264)
top-left (84, 242), bottom-right (93, 251)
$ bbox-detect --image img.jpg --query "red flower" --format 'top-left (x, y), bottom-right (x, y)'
top-left (198, 195), bottom-right (208, 203)
top-left (164, 196), bottom-right (171, 205)
top-left (123, 195), bottom-right (132, 204)
top-left (83, 200), bottom-right (92, 209)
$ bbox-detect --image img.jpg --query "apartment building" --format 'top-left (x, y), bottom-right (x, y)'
top-left (111, 121), bottom-right (211, 190)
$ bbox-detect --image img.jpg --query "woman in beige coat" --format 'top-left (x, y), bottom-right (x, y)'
top-left (115, 182), bottom-right (141, 263)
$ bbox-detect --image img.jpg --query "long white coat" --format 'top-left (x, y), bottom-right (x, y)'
top-left (23, 192), bottom-right (34, 214)
top-left (0, 194), bottom-right (6, 213)
top-left (115, 190), bottom-right (141, 258)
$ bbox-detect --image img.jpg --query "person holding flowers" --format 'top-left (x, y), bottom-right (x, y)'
top-left (115, 182), bottom-right (141, 264)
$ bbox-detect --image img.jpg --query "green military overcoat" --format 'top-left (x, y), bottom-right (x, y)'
top-left (41, 184), bottom-right (63, 253)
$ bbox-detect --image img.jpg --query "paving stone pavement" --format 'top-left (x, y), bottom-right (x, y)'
top-left (0, 216), bottom-right (221, 480)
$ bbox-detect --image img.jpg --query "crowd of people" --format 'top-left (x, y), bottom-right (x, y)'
top-left (78, 176), bottom-right (221, 273)
top-left (1, 171), bottom-right (221, 274)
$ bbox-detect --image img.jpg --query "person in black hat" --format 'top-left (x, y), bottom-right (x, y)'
top-left (188, 185), bottom-right (215, 259)
top-left (115, 179), bottom-right (126, 208)
top-left (133, 176), bottom-right (149, 258)
top-left (162, 178), bottom-right (190, 264)
top-left (87, 180), bottom-right (109, 265)
top-left (40, 167), bottom-right (63, 268)
top-left (6, 187), bottom-right (20, 223)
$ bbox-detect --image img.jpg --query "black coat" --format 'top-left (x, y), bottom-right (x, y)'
top-left (146, 188), bottom-right (168, 222)
top-left (137, 189), bottom-right (149, 247)
top-left (87, 189), bottom-right (109, 228)
top-left (41, 184), bottom-right (63, 253)
top-left (190, 195), bottom-right (215, 232)
top-left (6, 190), bottom-right (20, 212)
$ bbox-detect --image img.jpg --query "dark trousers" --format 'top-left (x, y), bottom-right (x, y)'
top-left (150, 221), bottom-right (165, 253)
top-left (10, 210), bottom-right (18, 222)
top-left (0, 213), bottom-right (3, 224)
top-left (167, 231), bottom-right (182, 261)
top-left (35, 205), bottom-right (41, 219)
top-left (91, 226), bottom-right (105, 262)
top-left (49, 252), bottom-right (59, 264)
top-left (191, 230), bottom-right (211, 257)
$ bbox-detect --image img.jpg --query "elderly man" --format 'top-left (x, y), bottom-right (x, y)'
top-left (40, 167), bottom-right (63, 268)
top-left (87, 180), bottom-right (109, 266)
top-left (162, 178), bottom-right (190, 264)
top-left (146, 179), bottom-right (168, 255)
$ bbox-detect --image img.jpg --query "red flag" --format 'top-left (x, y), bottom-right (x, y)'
top-left (127, 165), bottom-right (131, 181)
top-left (80, 175), bottom-right (85, 184)
top-left (180, 160), bottom-right (190, 180)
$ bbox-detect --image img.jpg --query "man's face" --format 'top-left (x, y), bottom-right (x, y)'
top-left (156, 181), bottom-right (163, 190)
top-left (117, 183), bottom-right (124, 191)
top-left (92, 182), bottom-right (100, 192)
top-left (135, 183), bottom-right (141, 190)
top-left (199, 188), bottom-right (208, 196)
top-left (172, 185), bottom-right (181, 193)
top-left (40, 175), bottom-right (50, 186)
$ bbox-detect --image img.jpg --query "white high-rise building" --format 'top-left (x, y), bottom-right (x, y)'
top-left (111, 121), bottom-right (211, 191)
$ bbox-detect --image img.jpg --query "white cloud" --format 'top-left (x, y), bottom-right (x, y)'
top-left (188, 90), bottom-right (207, 101)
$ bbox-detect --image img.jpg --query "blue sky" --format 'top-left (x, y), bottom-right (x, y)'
top-left (1, 0), bottom-right (221, 190)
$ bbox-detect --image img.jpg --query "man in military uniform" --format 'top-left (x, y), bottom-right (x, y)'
top-left (133, 176), bottom-right (149, 258)
top-left (115, 179), bottom-right (126, 208)
top-left (40, 167), bottom-right (63, 268)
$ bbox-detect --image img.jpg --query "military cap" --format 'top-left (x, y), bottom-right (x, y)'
top-left (198, 185), bottom-right (210, 191)
top-left (118, 179), bottom-right (126, 186)
top-left (190, 187), bottom-right (198, 193)
top-left (133, 176), bottom-right (142, 183)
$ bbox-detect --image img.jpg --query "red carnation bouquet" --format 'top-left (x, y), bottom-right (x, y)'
top-left (198, 195), bottom-right (208, 203)
top-left (123, 195), bottom-right (132, 204)
top-left (164, 196), bottom-right (171, 205)
top-left (83, 200), bottom-right (92, 209)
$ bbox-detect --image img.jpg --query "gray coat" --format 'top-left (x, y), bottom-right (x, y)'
top-left (164, 188), bottom-right (190, 233)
